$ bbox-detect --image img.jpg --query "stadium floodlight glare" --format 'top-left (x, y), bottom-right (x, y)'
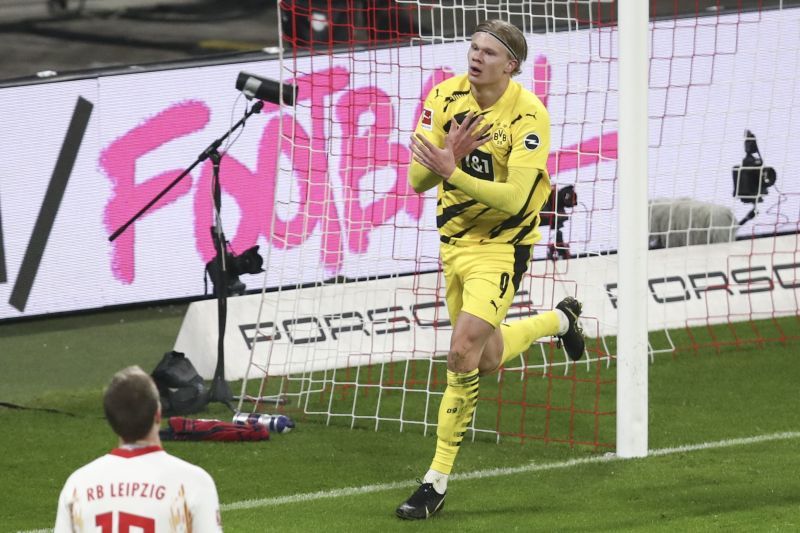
top-left (235, 71), bottom-right (297, 106)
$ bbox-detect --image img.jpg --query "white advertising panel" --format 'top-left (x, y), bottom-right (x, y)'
top-left (1, 8), bottom-right (798, 320)
top-left (175, 272), bottom-right (452, 380)
top-left (177, 234), bottom-right (800, 379)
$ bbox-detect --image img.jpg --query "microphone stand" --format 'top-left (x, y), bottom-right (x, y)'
top-left (110, 99), bottom-right (265, 412)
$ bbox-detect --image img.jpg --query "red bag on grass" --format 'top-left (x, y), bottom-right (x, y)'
top-left (161, 417), bottom-right (269, 442)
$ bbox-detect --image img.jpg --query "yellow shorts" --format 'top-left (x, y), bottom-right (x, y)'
top-left (440, 242), bottom-right (533, 328)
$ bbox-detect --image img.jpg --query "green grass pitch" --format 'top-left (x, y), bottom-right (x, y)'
top-left (1, 306), bottom-right (798, 531)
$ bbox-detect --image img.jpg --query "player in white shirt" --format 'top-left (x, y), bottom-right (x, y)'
top-left (54, 366), bottom-right (223, 532)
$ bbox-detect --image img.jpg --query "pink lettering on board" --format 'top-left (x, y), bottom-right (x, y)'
top-left (335, 86), bottom-right (422, 253)
top-left (533, 55), bottom-right (550, 107)
top-left (548, 133), bottom-right (619, 176)
top-left (530, 54), bottom-right (618, 177)
top-left (101, 100), bottom-right (210, 283)
top-left (100, 56), bottom-right (617, 284)
top-left (193, 68), bottom-right (352, 272)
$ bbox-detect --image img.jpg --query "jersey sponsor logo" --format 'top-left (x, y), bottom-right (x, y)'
top-left (524, 133), bottom-right (541, 151)
top-left (421, 108), bottom-right (433, 130)
top-left (461, 149), bottom-right (494, 181)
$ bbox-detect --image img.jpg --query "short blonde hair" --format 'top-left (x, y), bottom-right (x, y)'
top-left (473, 19), bottom-right (528, 76)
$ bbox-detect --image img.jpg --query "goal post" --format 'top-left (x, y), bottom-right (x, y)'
top-left (616, 0), bottom-right (649, 458)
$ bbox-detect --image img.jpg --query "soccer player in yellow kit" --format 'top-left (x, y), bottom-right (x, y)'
top-left (395, 19), bottom-right (586, 520)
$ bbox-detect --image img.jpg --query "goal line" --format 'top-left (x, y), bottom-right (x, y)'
top-left (220, 430), bottom-right (800, 512)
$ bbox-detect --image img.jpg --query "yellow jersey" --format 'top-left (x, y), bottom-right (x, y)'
top-left (411, 74), bottom-right (551, 246)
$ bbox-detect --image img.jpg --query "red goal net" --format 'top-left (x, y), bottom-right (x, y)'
top-left (236, 0), bottom-right (799, 449)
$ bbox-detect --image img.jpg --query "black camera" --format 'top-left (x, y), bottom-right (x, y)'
top-left (732, 130), bottom-right (776, 204)
top-left (540, 185), bottom-right (578, 260)
top-left (205, 245), bottom-right (264, 296)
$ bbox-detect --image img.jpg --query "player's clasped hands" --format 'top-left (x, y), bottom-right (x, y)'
top-left (411, 111), bottom-right (492, 179)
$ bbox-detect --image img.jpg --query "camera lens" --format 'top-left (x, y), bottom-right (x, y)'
top-left (232, 246), bottom-right (264, 275)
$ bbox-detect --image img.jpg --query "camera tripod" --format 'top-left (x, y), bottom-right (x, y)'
top-left (110, 100), bottom-right (266, 411)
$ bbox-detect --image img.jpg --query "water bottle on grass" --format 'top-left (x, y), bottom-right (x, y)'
top-left (233, 412), bottom-right (295, 434)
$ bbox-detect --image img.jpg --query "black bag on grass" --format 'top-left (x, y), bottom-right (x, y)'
top-left (151, 351), bottom-right (209, 416)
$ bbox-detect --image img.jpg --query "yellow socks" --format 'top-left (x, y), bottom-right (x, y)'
top-left (428, 312), bottom-right (563, 476)
top-left (430, 369), bottom-right (480, 475)
top-left (499, 310), bottom-right (562, 367)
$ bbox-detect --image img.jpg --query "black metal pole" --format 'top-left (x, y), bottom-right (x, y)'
top-left (207, 149), bottom-right (234, 409)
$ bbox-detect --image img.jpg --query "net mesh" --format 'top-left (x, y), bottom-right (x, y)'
top-left (236, 0), bottom-right (799, 448)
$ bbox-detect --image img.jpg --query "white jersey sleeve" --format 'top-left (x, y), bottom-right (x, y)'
top-left (54, 477), bottom-right (79, 533)
top-left (185, 466), bottom-right (223, 533)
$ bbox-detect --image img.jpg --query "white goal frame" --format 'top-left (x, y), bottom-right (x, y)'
top-left (616, 0), bottom-right (649, 458)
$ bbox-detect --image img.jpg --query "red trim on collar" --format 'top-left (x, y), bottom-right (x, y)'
top-left (109, 446), bottom-right (163, 458)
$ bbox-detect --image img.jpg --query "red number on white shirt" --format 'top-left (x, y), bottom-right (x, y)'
top-left (95, 511), bottom-right (155, 532)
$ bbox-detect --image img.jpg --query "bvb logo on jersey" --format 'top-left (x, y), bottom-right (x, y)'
top-left (492, 127), bottom-right (508, 148)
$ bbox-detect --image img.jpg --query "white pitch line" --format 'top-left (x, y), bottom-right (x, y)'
top-left (221, 430), bottom-right (800, 512)
top-left (18, 431), bottom-right (800, 531)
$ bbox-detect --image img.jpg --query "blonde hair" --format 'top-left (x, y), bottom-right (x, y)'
top-left (473, 20), bottom-right (528, 76)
